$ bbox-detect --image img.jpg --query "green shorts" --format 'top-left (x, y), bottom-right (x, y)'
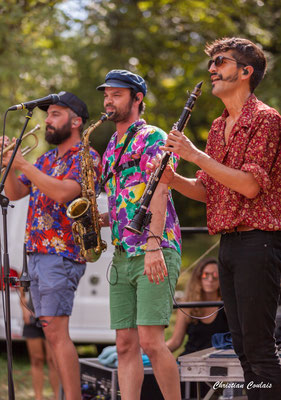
top-left (110, 247), bottom-right (181, 329)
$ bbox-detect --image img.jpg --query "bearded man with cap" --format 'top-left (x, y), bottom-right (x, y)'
top-left (97, 70), bottom-right (182, 400)
top-left (2, 91), bottom-right (101, 400)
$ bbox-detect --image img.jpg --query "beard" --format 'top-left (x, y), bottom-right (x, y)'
top-left (107, 97), bottom-right (134, 123)
top-left (45, 119), bottom-right (72, 145)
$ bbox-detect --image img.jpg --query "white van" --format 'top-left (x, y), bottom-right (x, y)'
top-left (0, 193), bottom-right (115, 344)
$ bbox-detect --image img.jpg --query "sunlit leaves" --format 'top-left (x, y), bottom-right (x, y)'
top-left (0, 0), bottom-right (280, 224)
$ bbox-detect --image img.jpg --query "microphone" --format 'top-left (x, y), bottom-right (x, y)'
top-left (8, 94), bottom-right (60, 111)
top-left (19, 243), bottom-right (31, 292)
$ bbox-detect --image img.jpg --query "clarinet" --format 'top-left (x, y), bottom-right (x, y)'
top-left (125, 81), bottom-right (203, 235)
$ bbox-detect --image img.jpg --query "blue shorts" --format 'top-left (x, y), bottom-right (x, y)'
top-left (28, 253), bottom-right (86, 318)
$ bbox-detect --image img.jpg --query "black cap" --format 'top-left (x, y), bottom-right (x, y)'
top-left (96, 69), bottom-right (147, 96)
top-left (39, 91), bottom-right (89, 123)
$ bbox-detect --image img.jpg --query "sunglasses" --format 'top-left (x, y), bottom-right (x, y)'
top-left (201, 271), bottom-right (219, 280)
top-left (208, 55), bottom-right (247, 70)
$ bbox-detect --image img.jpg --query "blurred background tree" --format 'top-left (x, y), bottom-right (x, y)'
top-left (0, 0), bottom-right (280, 226)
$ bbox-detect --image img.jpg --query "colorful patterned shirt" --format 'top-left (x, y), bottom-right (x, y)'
top-left (196, 95), bottom-right (281, 234)
top-left (19, 142), bottom-right (102, 263)
top-left (102, 119), bottom-right (181, 257)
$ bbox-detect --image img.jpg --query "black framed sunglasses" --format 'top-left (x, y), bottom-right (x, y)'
top-left (208, 55), bottom-right (247, 70)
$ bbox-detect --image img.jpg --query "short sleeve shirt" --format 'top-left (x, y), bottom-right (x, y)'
top-left (196, 95), bottom-right (281, 234)
top-left (102, 119), bottom-right (181, 257)
top-left (19, 142), bottom-right (102, 263)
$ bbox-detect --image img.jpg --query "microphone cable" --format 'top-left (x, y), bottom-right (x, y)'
top-left (0, 110), bottom-right (9, 174)
top-left (145, 227), bottom-right (224, 321)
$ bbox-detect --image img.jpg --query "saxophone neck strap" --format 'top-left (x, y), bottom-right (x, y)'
top-left (114, 159), bottom-right (140, 173)
top-left (100, 125), bottom-right (139, 189)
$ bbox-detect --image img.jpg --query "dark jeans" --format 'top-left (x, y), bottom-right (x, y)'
top-left (219, 230), bottom-right (281, 400)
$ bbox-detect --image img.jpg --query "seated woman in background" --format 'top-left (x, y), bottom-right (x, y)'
top-left (166, 257), bottom-right (228, 355)
top-left (166, 258), bottom-right (229, 398)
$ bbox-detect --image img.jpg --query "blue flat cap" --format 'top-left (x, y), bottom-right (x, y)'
top-left (97, 69), bottom-right (147, 96)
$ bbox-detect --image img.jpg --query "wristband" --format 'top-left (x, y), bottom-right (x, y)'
top-left (147, 235), bottom-right (162, 242)
top-left (145, 247), bottom-right (162, 252)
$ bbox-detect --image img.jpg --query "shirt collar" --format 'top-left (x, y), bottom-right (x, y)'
top-left (114, 119), bottom-right (146, 149)
top-left (220, 94), bottom-right (258, 129)
top-left (54, 141), bottom-right (81, 160)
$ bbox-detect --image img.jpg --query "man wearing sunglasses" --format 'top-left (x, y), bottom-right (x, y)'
top-left (158, 37), bottom-right (281, 399)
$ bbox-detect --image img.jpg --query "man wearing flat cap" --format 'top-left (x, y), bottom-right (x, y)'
top-left (2, 91), bottom-right (101, 400)
top-left (97, 70), bottom-right (182, 400)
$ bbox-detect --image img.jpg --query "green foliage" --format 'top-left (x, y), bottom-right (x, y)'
top-left (0, 0), bottom-right (280, 225)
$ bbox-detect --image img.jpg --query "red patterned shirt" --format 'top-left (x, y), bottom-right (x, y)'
top-left (196, 95), bottom-right (281, 235)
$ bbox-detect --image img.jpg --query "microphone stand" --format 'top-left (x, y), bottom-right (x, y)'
top-left (0, 108), bottom-right (34, 400)
top-left (20, 244), bottom-right (31, 293)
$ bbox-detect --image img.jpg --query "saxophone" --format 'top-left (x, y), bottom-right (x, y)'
top-left (66, 113), bottom-right (112, 262)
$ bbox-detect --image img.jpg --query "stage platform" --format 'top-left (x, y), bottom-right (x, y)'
top-left (178, 347), bottom-right (280, 399)
top-left (59, 348), bottom-right (281, 399)
top-left (179, 347), bottom-right (244, 384)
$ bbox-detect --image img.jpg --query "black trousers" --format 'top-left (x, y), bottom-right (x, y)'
top-left (219, 230), bottom-right (281, 400)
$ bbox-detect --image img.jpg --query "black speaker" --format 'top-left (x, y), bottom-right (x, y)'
top-left (59, 358), bottom-right (165, 400)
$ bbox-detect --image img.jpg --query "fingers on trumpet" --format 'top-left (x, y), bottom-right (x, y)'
top-left (1, 125), bottom-right (40, 160)
top-left (0, 135), bottom-right (11, 150)
top-left (1, 137), bottom-right (15, 165)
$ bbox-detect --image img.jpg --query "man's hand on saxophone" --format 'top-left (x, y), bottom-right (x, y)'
top-left (99, 212), bottom-right (110, 227)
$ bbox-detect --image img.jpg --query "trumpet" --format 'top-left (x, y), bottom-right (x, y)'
top-left (1, 124), bottom-right (40, 174)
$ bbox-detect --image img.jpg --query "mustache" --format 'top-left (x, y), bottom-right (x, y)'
top-left (210, 72), bottom-right (238, 83)
top-left (105, 107), bottom-right (116, 118)
top-left (46, 125), bottom-right (55, 132)
top-left (105, 104), bottom-right (115, 110)
top-left (211, 73), bottom-right (223, 81)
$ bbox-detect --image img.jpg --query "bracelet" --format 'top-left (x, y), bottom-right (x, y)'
top-left (145, 247), bottom-right (162, 252)
top-left (147, 235), bottom-right (162, 242)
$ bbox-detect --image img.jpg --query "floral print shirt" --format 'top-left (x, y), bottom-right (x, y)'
top-left (196, 95), bottom-right (281, 234)
top-left (19, 143), bottom-right (102, 263)
top-left (102, 119), bottom-right (181, 257)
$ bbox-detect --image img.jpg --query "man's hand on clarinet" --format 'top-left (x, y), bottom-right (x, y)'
top-left (160, 129), bottom-right (200, 163)
top-left (146, 153), bottom-right (175, 186)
